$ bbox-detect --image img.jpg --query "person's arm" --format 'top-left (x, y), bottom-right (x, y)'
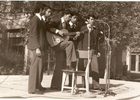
top-left (30, 17), bottom-right (40, 49)
top-left (30, 17), bottom-right (41, 56)
top-left (95, 22), bottom-right (103, 54)
top-left (47, 21), bottom-right (64, 36)
top-left (73, 23), bottom-right (81, 40)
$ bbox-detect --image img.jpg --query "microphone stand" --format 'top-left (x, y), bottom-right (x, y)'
top-left (96, 20), bottom-right (116, 97)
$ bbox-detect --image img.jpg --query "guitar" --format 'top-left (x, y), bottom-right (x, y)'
top-left (47, 29), bottom-right (88, 47)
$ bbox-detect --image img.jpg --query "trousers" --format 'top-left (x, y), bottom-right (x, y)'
top-left (28, 50), bottom-right (43, 93)
top-left (51, 41), bottom-right (77, 90)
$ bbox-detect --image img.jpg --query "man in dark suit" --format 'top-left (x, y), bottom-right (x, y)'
top-left (27, 3), bottom-right (49, 94)
top-left (49, 10), bottom-right (80, 90)
top-left (78, 14), bottom-right (104, 91)
top-left (41, 6), bottom-right (52, 76)
top-left (68, 11), bottom-right (81, 49)
top-left (67, 11), bottom-right (81, 86)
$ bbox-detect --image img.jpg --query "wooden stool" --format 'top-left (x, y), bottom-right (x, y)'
top-left (61, 50), bottom-right (92, 94)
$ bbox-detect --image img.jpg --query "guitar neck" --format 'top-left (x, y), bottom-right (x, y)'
top-left (63, 30), bottom-right (88, 36)
top-left (63, 32), bottom-right (77, 36)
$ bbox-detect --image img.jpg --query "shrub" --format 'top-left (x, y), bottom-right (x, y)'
top-left (0, 49), bottom-right (24, 75)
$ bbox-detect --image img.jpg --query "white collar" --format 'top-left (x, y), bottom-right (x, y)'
top-left (87, 24), bottom-right (92, 30)
top-left (42, 16), bottom-right (45, 21)
top-left (36, 13), bottom-right (42, 20)
top-left (61, 17), bottom-right (65, 23)
top-left (87, 24), bottom-right (96, 30)
top-left (69, 21), bottom-right (73, 26)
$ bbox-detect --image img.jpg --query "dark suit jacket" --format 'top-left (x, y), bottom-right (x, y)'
top-left (41, 19), bottom-right (50, 51)
top-left (78, 22), bottom-right (103, 53)
top-left (68, 22), bottom-right (81, 49)
top-left (27, 15), bottom-right (46, 51)
top-left (78, 23), bottom-right (103, 78)
top-left (68, 22), bottom-right (80, 32)
top-left (49, 19), bottom-right (70, 33)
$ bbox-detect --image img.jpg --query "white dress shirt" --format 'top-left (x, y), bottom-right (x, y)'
top-left (35, 13), bottom-right (42, 20)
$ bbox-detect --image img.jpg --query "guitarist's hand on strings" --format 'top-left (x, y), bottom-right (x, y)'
top-left (73, 31), bottom-right (80, 40)
top-left (58, 30), bottom-right (64, 37)
top-left (76, 31), bottom-right (80, 37)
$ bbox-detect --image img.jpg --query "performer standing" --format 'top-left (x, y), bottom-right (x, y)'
top-left (78, 14), bottom-right (105, 91)
top-left (48, 10), bottom-right (80, 90)
top-left (27, 3), bottom-right (47, 94)
top-left (41, 6), bottom-right (52, 76)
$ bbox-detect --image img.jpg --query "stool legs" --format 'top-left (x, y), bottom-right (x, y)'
top-left (71, 73), bottom-right (75, 94)
top-left (61, 72), bottom-right (67, 92)
top-left (75, 75), bottom-right (77, 88)
top-left (62, 72), bottom-right (83, 94)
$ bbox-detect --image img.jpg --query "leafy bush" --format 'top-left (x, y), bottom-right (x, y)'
top-left (0, 49), bottom-right (24, 75)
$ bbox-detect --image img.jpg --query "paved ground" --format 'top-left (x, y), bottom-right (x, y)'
top-left (0, 73), bottom-right (140, 100)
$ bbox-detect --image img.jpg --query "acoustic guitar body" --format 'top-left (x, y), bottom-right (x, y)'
top-left (47, 29), bottom-right (70, 47)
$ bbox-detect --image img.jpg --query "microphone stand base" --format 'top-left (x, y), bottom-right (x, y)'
top-left (98, 89), bottom-right (116, 97)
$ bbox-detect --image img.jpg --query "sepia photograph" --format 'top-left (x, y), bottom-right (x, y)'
top-left (0, 0), bottom-right (140, 99)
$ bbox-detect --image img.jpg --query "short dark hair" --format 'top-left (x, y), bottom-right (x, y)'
top-left (71, 11), bottom-right (78, 17)
top-left (44, 6), bottom-right (51, 11)
top-left (85, 14), bottom-right (98, 20)
top-left (34, 3), bottom-right (46, 13)
top-left (62, 10), bottom-right (72, 16)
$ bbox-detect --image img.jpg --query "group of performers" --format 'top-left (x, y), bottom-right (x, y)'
top-left (27, 3), bottom-right (105, 95)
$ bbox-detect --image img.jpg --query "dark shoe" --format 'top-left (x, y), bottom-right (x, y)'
top-left (29, 89), bottom-right (44, 95)
top-left (41, 87), bottom-right (47, 92)
top-left (66, 65), bottom-right (75, 71)
top-left (51, 86), bottom-right (61, 91)
top-left (94, 87), bottom-right (105, 91)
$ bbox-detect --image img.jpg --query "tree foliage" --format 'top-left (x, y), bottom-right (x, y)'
top-left (1, 1), bottom-right (140, 52)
